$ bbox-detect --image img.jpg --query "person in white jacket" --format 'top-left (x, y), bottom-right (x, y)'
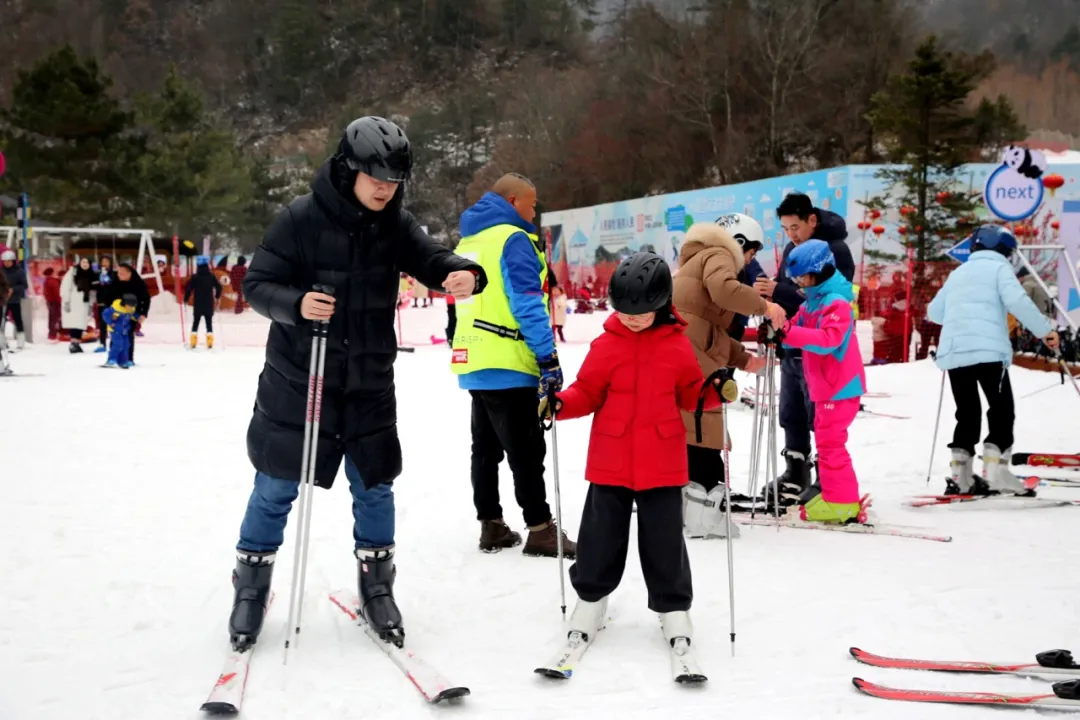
top-left (926, 225), bottom-right (1059, 496)
top-left (60, 257), bottom-right (95, 354)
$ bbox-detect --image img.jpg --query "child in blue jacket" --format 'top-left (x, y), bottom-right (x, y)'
top-left (102, 293), bottom-right (138, 368)
top-left (926, 225), bottom-right (1059, 496)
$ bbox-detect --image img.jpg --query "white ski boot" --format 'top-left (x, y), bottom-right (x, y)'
top-left (568, 596), bottom-right (608, 642)
top-left (983, 444), bottom-right (1031, 495)
top-left (683, 482), bottom-right (740, 539)
top-left (660, 611), bottom-right (706, 683)
top-left (945, 449), bottom-right (991, 496)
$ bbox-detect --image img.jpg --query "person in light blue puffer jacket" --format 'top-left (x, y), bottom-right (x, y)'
top-left (926, 225), bottom-right (1060, 497)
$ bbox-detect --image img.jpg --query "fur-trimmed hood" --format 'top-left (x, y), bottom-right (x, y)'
top-left (678, 223), bottom-right (746, 273)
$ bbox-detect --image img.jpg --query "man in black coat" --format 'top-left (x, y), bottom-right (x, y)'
top-left (227, 117), bottom-right (486, 653)
top-left (100, 263), bottom-right (151, 363)
top-left (754, 192), bottom-right (855, 507)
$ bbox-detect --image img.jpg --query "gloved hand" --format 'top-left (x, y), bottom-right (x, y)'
top-left (538, 394), bottom-right (563, 420)
top-left (714, 374), bottom-right (738, 403)
top-left (537, 353), bottom-right (563, 401)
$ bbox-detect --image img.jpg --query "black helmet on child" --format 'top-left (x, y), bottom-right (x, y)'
top-left (609, 252), bottom-right (673, 315)
top-left (337, 116), bottom-right (413, 183)
top-left (122, 293), bottom-right (138, 307)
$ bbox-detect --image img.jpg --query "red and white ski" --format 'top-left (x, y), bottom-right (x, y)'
top-left (200, 592), bottom-right (275, 715)
top-left (850, 647), bottom-right (1080, 678)
top-left (1013, 452), bottom-right (1080, 468)
top-left (328, 590), bottom-right (470, 704)
top-left (853, 677), bottom-right (1080, 710)
top-left (906, 488), bottom-right (1080, 508)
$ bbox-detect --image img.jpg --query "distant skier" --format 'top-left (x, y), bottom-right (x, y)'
top-left (540, 252), bottom-right (727, 660)
top-left (228, 116), bottom-right (485, 652)
top-left (1, 250), bottom-right (28, 350)
top-left (926, 225), bottom-right (1059, 496)
top-left (0, 262), bottom-right (12, 375)
top-left (101, 293), bottom-right (138, 368)
top-left (777, 240), bottom-right (867, 524)
top-left (184, 256), bottom-right (222, 349)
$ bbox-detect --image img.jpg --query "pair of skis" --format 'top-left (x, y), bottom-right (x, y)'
top-left (731, 495), bottom-right (953, 542)
top-left (533, 614), bottom-right (707, 684)
top-left (851, 647), bottom-right (1080, 710)
top-left (200, 590), bottom-right (469, 715)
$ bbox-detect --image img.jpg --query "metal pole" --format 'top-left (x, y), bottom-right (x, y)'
top-left (551, 410), bottom-right (567, 620)
top-left (284, 284), bottom-right (334, 662)
top-left (925, 370), bottom-right (947, 486)
top-left (720, 394), bottom-right (736, 655)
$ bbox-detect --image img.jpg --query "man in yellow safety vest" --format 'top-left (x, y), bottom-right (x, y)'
top-left (451, 173), bottom-right (576, 559)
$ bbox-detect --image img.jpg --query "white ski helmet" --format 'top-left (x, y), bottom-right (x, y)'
top-left (714, 213), bottom-right (764, 252)
top-left (1, 250), bottom-right (16, 262)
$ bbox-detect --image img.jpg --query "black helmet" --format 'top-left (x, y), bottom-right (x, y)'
top-left (121, 293), bottom-right (137, 307)
top-left (609, 252), bottom-right (673, 315)
top-left (337, 116), bottom-right (412, 183)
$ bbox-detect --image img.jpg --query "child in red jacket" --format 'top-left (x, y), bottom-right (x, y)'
top-left (541, 252), bottom-right (728, 676)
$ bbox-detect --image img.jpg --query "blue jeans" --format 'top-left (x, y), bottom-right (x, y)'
top-left (237, 455), bottom-right (395, 553)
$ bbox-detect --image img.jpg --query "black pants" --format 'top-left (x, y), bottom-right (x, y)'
top-left (947, 362), bottom-right (1014, 456)
top-left (469, 387), bottom-right (552, 527)
top-left (192, 310), bottom-right (214, 333)
top-left (6, 302), bottom-right (24, 333)
top-left (570, 484), bottom-right (692, 613)
top-left (779, 352), bottom-right (814, 455)
top-left (446, 303), bottom-right (457, 344)
top-left (687, 445), bottom-right (725, 493)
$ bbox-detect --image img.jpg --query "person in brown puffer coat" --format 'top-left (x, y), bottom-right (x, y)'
top-left (673, 215), bottom-right (787, 539)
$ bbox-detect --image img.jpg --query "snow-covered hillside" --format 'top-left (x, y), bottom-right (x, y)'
top-left (2, 304), bottom-right (1079, 719)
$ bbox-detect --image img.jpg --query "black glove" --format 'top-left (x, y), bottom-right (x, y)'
top-left (537, 353), bottom-right (563, 402)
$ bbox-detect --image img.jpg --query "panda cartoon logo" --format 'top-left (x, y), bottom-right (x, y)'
top-left (1002, 145), bottom-right (1048, 180)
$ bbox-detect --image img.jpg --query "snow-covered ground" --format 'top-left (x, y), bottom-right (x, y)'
top-left (3, 302), bottom-right (1080, 720)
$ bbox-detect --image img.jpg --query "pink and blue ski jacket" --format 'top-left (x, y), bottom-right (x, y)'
top-left (781, 271), bottom-right (867, 402)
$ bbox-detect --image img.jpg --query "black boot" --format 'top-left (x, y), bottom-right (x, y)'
top-left (763, 449), bottom-right (812, 509)
top-left (357, 547), bottom-right (404, 647)
top-left (228, 551), bottom-right (275, 652)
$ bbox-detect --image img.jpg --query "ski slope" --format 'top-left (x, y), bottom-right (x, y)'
top-left (3, 303), bottom-right (1080, 720)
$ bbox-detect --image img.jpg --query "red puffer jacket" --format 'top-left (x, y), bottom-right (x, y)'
top-left (556, 311), bottom-right (719, 491)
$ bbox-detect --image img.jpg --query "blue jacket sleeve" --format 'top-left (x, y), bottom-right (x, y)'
top-left (501, 232), bottom-right (557, 360)
top-left (998, 265), bottom-right (1054, 338)
top-left (926, 284), bottom-right (946, 325)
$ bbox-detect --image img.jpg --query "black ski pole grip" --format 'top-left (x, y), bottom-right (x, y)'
top-left (310, 284), bottom-right (335, 331)
top-left (312, 284), bottom-right (335, 297)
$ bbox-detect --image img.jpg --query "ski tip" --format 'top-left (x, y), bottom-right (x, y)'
top-left (852, 677), bottom-right (869, 691)
top-left (535, 667), bottom-right (571, 680)
top-left (849, 647), bottom-right (864, 659)
top-left (676, 673), bottom-right (708, 684)
top-left (433, 686), bottom-right (471, 703)
top-left (200, 700), bottom-right (240, 715)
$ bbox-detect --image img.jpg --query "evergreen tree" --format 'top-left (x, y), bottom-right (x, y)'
top-left (0, 45), bottom-right (136, 224)
top-left (866, 36), bottom-right (1026, 266)
top-left (127, 65), bottom-right (254, 238)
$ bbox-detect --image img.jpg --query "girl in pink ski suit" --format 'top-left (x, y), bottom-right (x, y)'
top-left (780, 240), bottom-right (867, 523)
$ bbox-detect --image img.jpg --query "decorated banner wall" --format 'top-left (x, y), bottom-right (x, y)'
top-left (541, 167), bottom-right (850, 298)
top-left (543, 162), bottom-right (1080, 323)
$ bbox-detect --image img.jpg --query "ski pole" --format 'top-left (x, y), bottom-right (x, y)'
top-left (924, 369), bottom-right (946, 486)
top-left (544, 386), bottom-right (568, 620)
top-left (284, 284), bottom-right (334, 662)
top-left (720, 379), bottom-right (736, 656)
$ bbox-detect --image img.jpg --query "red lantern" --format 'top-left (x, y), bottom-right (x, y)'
top-left (1043, 173), bottom-right (1065, 197)
top-left (870, 209), bottom-right (882, 220)
top-left (897, 225), bottom-right (908, 235)
top-left (871, 225), bottom-right (885, 236)
top-left (936, 191), bottom-right (950, 203)
top-left (1015, 225), bottom-right (1027, 237)
top-left (857, 220), bottom-right (870, 231)
top-left (1052, 220), bottom-right (1061, 230)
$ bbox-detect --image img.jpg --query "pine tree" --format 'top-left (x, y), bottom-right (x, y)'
top-left (127, 65), bottom-right (253, 238)
top-left (865, 36), bottom-right (1026, 265)
top-left (0, 45), bottom-right (137, 224)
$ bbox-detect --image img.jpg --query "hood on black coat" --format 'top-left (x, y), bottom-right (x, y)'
top-left (812, 208), bottom-right (848, 243)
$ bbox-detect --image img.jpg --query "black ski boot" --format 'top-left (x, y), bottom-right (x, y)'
top-left (763, 449), bottom-right (812, 510)
top-left (228, 551), bottom-right (275, 652)
top-left (357, 547), bottom-right (404, 647)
